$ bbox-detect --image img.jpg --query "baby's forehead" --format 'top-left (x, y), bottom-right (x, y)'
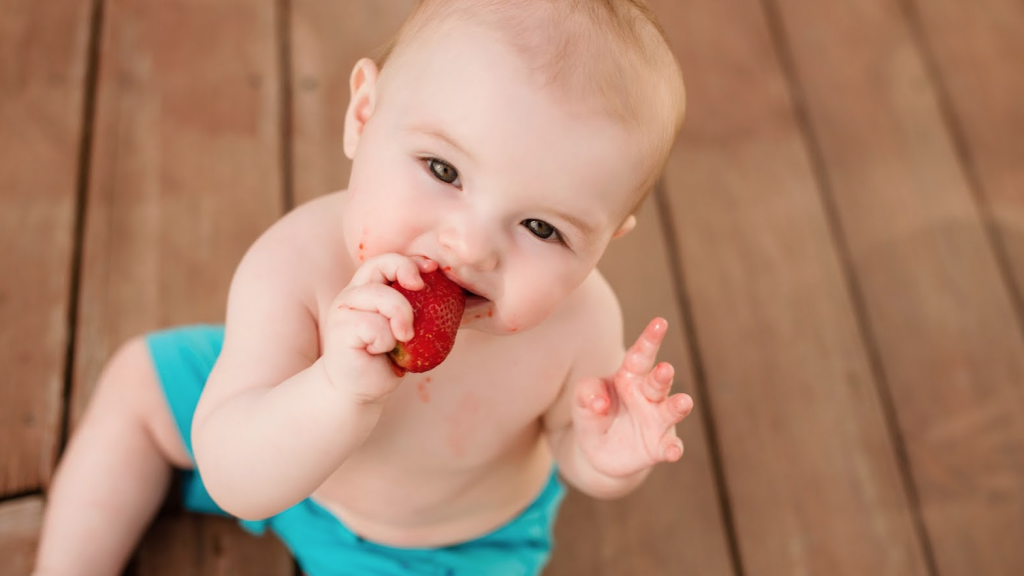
top-left (385, 0), bottom-right (684, 130)
top-left (378, 0), bottom-right (685, 211)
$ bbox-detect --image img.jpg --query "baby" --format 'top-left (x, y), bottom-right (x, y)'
top-left (34, 0), bottom-right (690, 574)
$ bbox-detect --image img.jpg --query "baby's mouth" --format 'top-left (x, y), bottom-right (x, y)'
top-left (441, 271), bottom-right (484, 304)
top-left (462, 289), bottom-right (490, 308)
top-left (460, 289), bottom-right (493, 322)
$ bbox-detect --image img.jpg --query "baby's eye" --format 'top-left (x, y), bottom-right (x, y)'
top-left (427, 158), bottom-right (460, 186)
top-left (522, 219), bottom-right (562, 243)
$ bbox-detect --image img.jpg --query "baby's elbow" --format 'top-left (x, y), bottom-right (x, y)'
top-left (193, 454), bottom-right (276, 521)
top-left (577, 479), bottom-right (639, 501)
top-left (570, 467), bottom-right (649, 501)
top-left (218, 497), bottom-right (277, 523)
top-left (191, 434), bottom-right (274, 521)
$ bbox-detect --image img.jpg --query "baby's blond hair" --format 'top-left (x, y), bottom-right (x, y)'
top-left (375, 0), bottom-right (686, 215)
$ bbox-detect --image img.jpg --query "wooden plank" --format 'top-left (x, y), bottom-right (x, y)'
top-left (768, 0), bottom-right (1024, 574)
top-left (649, 0), bottom-right (931, 574)
top-left (0, 0), bottom-right (93, 496)
top-left (0, 496), bottom-right (43, 576)
top-left (290, 0), bottom-right (416, 205)
top-left (908, 0), bottom-right (1024, 304)
top-left (133, 514), bottom-right (293, 576)
top-left (72, 0), bottom-right (290, 572)
top-left (547, 198), bottom-right (736, 576)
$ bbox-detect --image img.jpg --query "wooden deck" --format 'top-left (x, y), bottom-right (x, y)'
top-left (2, 0), bottom-right (1023, 574)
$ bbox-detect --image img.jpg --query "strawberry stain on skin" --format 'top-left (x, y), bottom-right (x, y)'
top-left (416, 377), bottom-right (432, 403)
top-left (356, 234), bottom-right (368, 262)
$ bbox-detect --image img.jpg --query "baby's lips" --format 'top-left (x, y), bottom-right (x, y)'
top-left (437, 268), bottom-right (482, 299)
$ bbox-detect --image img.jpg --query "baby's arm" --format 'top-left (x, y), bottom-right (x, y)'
top-left (544, 279), bottom-right (693, 499)
top-left (191, 208), bottom-right (425, 520)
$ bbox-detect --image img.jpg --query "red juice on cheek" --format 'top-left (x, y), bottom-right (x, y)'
top-left (356, 231), bottom-right (369, 262)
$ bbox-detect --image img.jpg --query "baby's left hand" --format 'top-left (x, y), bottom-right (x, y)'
top-left (572, 318), bottom-right (694, 479)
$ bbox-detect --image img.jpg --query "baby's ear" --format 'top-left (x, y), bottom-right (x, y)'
top-left (343, 58), bottom-right (380, 159)
top-left (612, 214), bottom-right (637, 239)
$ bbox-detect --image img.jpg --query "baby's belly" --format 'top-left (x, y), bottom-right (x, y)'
top-left (310, 432), bottom-right (555, 548)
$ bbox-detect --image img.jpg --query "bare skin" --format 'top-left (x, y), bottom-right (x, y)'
top-left (33, 14), bottom-right (691, 575)
top-left (194, 191), bottom-right (692, 547)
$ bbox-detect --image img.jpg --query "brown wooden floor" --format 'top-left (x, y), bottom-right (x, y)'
top-left (2, 0), bottom-right (1024, 574)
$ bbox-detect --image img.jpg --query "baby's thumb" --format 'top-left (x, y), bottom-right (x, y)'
top-left (573, 377), bottom-right (613, 434)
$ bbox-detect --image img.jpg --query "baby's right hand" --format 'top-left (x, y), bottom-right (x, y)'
top-left (322, 254), bottom-right (436, 404)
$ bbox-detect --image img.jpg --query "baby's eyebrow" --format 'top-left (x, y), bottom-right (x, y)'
top-left (408, 125), bottom-right (474, 162)
top-left (552, 209), bottom-right (597, 243)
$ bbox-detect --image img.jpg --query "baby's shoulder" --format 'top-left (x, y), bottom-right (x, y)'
top-left (510, 271), bottom-right (626, 386)
top-left (560, 270), bottom-right (621, 321)
top-left (257, 191), bottom-right (347, 251)
top-left (247, 191), bottom-right (348, 263)
top-left (231, 191), bottom-right (351, 305)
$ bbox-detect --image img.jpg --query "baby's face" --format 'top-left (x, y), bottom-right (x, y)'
top-left (343, 21), bottom-right (650, 334)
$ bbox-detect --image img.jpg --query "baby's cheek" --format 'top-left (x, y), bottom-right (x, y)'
top-left (501, 282), bottom-right (565, 332)
top-left (350, 211), bottom-right (413, 261)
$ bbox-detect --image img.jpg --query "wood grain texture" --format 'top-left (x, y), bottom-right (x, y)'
top-left (5, 0), bottom-right (1021, 574)
top-left (650, 0), bottom-right (930, 573)
top-left (72, 0), bottom-right (284, 416)
top-left (133, 514), bottom-right (292, 576)
top-left (72, 0), bottom-right (289, 572)
top-left (769, 0), bottom-right (1024, 573)
top-left (908, 0), bottom-right (1024, 304)
top-left (0, 0), bottom-right (93, 496)
top-left (0, 497), bottom-right (43, 576)
top-left (546, 198), bottom-right (736, 576)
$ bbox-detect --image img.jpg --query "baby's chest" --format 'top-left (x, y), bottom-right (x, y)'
top-left (368, 344), bottom-right (570, 465)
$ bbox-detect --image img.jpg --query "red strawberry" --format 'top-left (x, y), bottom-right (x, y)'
top-left (388, 269), bottom-right (467, 375)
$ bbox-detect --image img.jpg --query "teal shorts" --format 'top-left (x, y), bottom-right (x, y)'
top-left (145, 324), bottom-right (565, 576)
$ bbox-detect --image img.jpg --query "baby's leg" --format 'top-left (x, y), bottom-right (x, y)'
top-left (34, 337), bottom-right (193, 576)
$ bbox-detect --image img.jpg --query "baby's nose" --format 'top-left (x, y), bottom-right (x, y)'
top-left (438, 217), bottom-right (499, 272)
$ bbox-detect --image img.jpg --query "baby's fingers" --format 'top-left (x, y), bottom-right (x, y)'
top-left (336, 284), bottom-right (416, 342)
top-left (620, 318), bottom-right (668, 381)
top-left (350, 254), bottom-right (437, 289)
top-left (659, 432), bottom-right (685, 463)
top-left (661, 392), bottom-right (694, 425)
top-left (640, 362), bottom-right (674, 403)
top-left (343, 310), bottom-right (399, 355)
top-left (573, 377), bottom-right (615, 435)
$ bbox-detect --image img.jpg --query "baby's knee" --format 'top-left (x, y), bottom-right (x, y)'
top-left (90, 336), bottom-right (157, 405)
top-left (78, 336), bottom-right (176, 440)
top-left (86, 334), bottom-right (192, 467)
